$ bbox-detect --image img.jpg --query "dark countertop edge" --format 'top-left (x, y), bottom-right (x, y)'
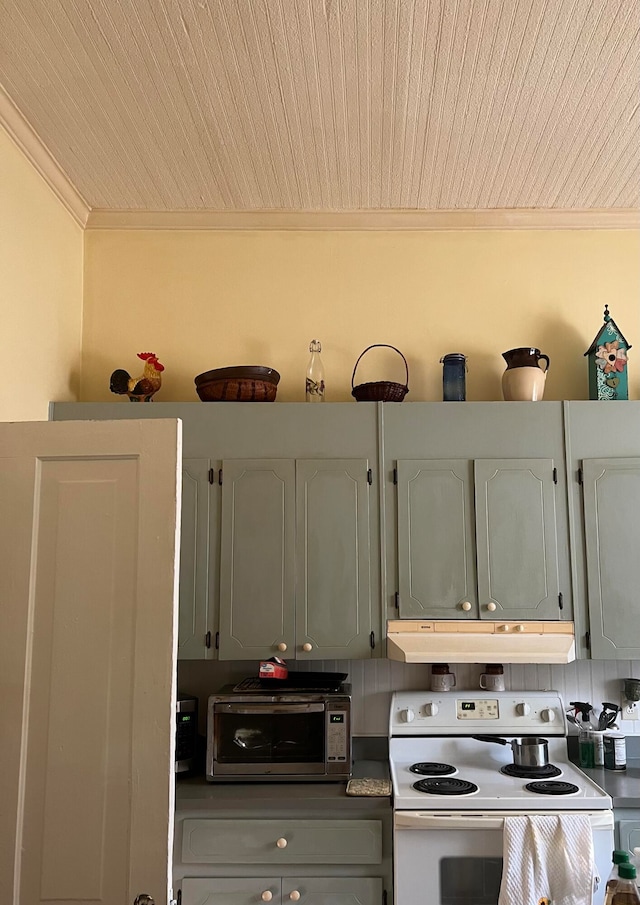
top-left (175, 757), bottom-right (391, 811)
top-left (579, 761), bottom-right (640, 809)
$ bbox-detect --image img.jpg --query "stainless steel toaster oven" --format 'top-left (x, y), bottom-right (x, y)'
top-left (206, 684), bottom-right (351, 782)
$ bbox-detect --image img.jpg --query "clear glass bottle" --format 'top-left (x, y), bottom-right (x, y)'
top-left (440, 353), bottom-right (467, 401)
top-left (306, 339), bottom-right (325, 402)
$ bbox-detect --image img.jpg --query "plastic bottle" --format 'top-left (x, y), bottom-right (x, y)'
top-left (608, 863), bottom-right (640, 904)
top-left (571, 701), bottom-right (595, 768)
top-left (306, 339), bottom-right (325, 402)
top-left (591, 729), bottom-right (605, 766)
top-left (605, 852), bottom-right (632, 905)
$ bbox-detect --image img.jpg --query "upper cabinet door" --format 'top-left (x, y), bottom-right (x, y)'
top-left (582, 458), bottom-right (640, 658)
top-left (218, 459), bottom-right (296, 660)
top-left (0, 419), bottom-right (180, 905)
top-left (296, 459), bottom-right (374, 658)
top-left (397, 459), bottom-right (477, 618)
top-left (178, 458), bottom-right (217, 660)
top-left (475, 459), bottom-right (561, 620)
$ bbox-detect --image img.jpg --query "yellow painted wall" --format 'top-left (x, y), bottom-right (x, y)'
top-left (0, 127), bottom-right (83, 421)
top-left (83, 228), bottom-right (640, 404)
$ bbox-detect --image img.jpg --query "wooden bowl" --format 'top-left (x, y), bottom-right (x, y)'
top-left (194, 366), bottom-right (280, 402)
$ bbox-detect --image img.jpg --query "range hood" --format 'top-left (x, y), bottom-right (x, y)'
top-left (386, 620), bottom-right (576, 665)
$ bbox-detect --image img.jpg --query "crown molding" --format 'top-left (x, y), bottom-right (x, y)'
top-left (0, 86), bottom-right (90, 227)
top-left (86, 208), bottom-right (640, 231)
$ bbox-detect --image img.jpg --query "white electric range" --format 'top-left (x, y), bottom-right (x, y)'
top-left (389, 690), bottom-right (613, 905)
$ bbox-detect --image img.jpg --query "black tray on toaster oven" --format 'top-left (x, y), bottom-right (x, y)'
top-left (233, 672), bottom-right (348, 693)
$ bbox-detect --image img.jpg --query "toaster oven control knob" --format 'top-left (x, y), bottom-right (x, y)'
top-left (515, 702), bottom-right (531, 716)
top-left (460, 601), bottom-right (472, 611)
top-left (540, 708), bottom-right (556, 722)
top-left (289, 893), bottom-right (301, 902)
top-left (486, 602), bottom-right (497, 612)
top-left (277, 642), bottom-right (288, 652)
top-left (400, 708), bottom-right (415, 723)
top-left (497, 624), bottom-right (510, 632)
top-left (424, 703), bottom-right (439, 717)
top-left (276, 837), bottom-right (288, 848)
top-left (302, 642), bottom-right (313, 652)
top-left (514, 624), bottom-right (525, 632)
top-left (261, 892), bottom-right (274, 902)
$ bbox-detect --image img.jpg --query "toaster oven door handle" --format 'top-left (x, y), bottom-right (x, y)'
top-left (220, 704), bottom-right (326, 714)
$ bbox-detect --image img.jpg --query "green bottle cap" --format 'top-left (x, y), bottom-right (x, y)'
top-left (618, 864), bottom-right (637, 880)
top-left (613, 850), bottom-right (631, 864)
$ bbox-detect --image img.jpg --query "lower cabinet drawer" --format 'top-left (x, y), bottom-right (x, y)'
top-left (181, 876), bottom-right (383, 905)
top-left (181, 819), bottom-right (383, 865)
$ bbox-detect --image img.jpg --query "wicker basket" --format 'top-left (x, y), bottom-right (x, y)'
top-left (195, 366), bottom-right (280, 402)
top-left (351, 344), bottom-right (409, 402)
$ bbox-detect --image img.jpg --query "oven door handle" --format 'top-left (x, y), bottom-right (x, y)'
top-left (219, 704), bottom-right (326, 714)
top-left (395, 814), bottom-right (506, 830)
top-left (394, 812), bottom-right (614, 830)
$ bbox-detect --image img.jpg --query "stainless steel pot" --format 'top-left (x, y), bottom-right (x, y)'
top-left (473, 735), bottom-right (549, 768)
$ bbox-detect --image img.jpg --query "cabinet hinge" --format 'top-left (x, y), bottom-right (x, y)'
top-left (394, 591), bottom-right (399, 610)
top-left (215, 631), bottom-right (220, 650)
top-left (552, 467), bottom-right (558, 484)
top-left (393, 466), bottom-right (398, 484)
top-left (382, 890), bottom-right (388, 905)
top-left (176, 890), bottom-right (182, 905)
top-left (367, 468), bottom-right (373, 485)
top-left (370, 630), bottom-right (376, 650)
top-left (208, 467), bottom-right (214, 484)
top-left (585, 630), bottom-right (591, 650)
top-left (577, 466), bottom-right (583, 485)
top-left (218, 468), bottom-right (223, 485)
top-left (205, 630), bottom-right (211, 649)
top-left (558, 592), bottom-right (563, 611)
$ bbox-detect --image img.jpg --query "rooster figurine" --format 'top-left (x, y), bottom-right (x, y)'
top-left (109, 352), bottom-right (164, 402)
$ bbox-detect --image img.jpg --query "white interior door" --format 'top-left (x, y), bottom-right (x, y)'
top-left (0, 418), bottom-right (182, 905)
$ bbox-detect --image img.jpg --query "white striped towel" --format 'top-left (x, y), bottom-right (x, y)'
top-left (498, 814), bottom-right (598, 905)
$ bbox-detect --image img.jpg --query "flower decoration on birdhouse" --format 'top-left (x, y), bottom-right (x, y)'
top-left (584, 305), bottom-right (631, 400)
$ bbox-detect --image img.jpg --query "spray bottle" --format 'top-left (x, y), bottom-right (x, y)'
top-left (570, 701), bottom-right (595, 768)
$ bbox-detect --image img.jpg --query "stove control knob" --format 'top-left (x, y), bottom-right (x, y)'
top-left (540, 708), bottom-right (556, 722)
top-left (400, 708), bottom-right (415, 723)
top-left (423, 703), bottom-right (439, 717)
top-left (515, 702), bottom-right (531, 716)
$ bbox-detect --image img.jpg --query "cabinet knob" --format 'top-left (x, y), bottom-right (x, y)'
top-left (302, 642), bottom-right (313, 652)
top-left (277, 642), bottom-right (288, 652)
top-left (460, 601), bottom-right (472, 612)
top-left (261, 892), bottom-right (273, 902)
top-left (486, 602), bottom-right (497, 612)
top-left (289, 893), bottom-right (301, 902)
top-left (276, 837), bottom-right (288, 848)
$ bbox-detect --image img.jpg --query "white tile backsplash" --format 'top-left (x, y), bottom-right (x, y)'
top-left (178, 658), bottom-right (640, 738)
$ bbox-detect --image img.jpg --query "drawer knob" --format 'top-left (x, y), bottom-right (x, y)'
top-left (261, 893), bottom-right (273, 902)
top-left (289, 893), bottom-right (301, 902)
top-left (277, 642), bottom-right (288, 652)
top-left (460, 601), bottom-right (472, 612)
top-left (486, 602), bottom-right (497, 612)
top-left (302, 642), bottom-right (313, 652)
top-left (276, 837), bottom-right (288, 848)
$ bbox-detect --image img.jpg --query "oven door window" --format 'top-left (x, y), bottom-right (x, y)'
top-left (440, 857), bottom-right (502, 905)
top-left (215, 705), bottom-right (325, 765)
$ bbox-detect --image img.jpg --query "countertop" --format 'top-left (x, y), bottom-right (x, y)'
top-left (176, 758), bottom-right (392, 812)
top-left (580, 760), bottom-right (640, 809)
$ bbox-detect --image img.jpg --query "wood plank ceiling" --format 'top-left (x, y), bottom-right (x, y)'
top-left (1, 0), bottom-right (639, 213)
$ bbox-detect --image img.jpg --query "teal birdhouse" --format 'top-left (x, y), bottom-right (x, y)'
top-left (584, 305), bottom-right (631, 400)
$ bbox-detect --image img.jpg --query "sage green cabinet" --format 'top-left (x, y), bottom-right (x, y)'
top-left (181, 876), bottom-right (383, 905)
top-left (396, 457), bottom-right (561, 620)
top-left (565, 401), bottom-right (640, 658)
top-left (218, 458), bottom-right (376, 660)
top-left (178, 458), bottom-right (219, 659)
